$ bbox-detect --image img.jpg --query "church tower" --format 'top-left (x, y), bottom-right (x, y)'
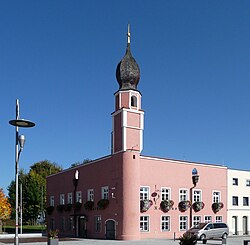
top-left (112, 25), bottom-right (144, 154)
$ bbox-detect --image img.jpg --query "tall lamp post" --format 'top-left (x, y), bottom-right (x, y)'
top-left (190, 168), bottom-right (199, 228)
top-left (73, 170), bottom-right (79, 237)
top-left (9, 99), bottom-right (35, 245)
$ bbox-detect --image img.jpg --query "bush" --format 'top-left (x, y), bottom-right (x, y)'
top-left (179, 233), bottom-right (197, 245)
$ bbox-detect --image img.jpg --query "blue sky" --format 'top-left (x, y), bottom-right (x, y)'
top-left (1, 1), bottom-right (250, 194)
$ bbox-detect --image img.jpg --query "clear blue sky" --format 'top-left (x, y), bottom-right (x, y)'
top-left (1, 1), bottom-right (250, 194)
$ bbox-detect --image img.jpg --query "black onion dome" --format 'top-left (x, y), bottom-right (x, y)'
top-left (116, 42), bottom-right (140, 90)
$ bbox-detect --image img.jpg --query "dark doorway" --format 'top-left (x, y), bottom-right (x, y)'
top-left (106, 220), bottom-right (116, 239)
top-left (78, 216), bottom-right (87, 238)
top-left (232, 216), bottom-right (238, 235)
top-left (243, 216), bottom-right (248, 235)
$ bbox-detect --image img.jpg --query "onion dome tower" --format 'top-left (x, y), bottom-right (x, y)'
top-left (111, 25), bottom-right (144, 154)
top-left (116, 24), bottom-right (140, 91)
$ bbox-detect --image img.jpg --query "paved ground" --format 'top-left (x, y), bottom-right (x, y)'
top-left (0, 236), bottom-right (249, 245)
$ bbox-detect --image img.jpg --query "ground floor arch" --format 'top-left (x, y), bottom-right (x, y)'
top-left (105, 219), bottom-right (116, 239)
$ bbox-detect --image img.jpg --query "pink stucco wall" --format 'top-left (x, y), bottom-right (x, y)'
top-left (139, 156), bottom-right (227, 239)
top-left (47, 152), bottom-right (227, 240)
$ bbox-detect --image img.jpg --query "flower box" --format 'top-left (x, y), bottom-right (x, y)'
top-left (97, 199), bottom-right (109, 210)
top-left (178, 200), bottom-right (191, 212)
top-left (140, 199), bottom-right (153, 212)
top-left (212, 202), bottom-right (224, 213)
top-left (84, 201), bottom-right (94, 211)
top-left (160, 200), bottom-right (174, 212)
top-left (192, 201), bottom-right (205, 212)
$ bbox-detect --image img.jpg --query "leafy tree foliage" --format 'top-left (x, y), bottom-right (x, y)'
top-left (8, 160), bottom-right (62, 224)
top-left (0, 188), bottom-right (11, 232)
top-left (70, 159), bottom-right (92, 168)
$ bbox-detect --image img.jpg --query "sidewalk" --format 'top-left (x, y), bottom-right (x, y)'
top-left (0, 236), bottom-right (249, 245)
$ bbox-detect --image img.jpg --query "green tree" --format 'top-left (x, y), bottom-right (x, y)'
top-left (70, 159), bottom-right (92, 168)
top-left (8, 160), bottom-right (62, 224)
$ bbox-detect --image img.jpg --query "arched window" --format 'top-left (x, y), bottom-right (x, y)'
top-left (131, 96), bottom-right (137, 107)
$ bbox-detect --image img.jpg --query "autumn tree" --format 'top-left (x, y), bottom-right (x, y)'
top-left (0, 188), bottom-right (11, 232)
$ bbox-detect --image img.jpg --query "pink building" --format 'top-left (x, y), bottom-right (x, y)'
top-left (46, 28), bottom-right (227, 240)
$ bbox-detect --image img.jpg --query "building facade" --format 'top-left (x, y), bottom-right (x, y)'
top-left (46, 28), bottom-right (239, 240)
top-left (227, 169), bottom-right (250, 236)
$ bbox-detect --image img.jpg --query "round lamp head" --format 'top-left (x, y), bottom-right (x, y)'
top-left (9, 119), bottom-right (35, 128)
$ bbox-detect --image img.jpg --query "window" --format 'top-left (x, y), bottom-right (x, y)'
top-left (161, 188), bottom-right (170, 201)
top-left (193, 190), bottom-right (201, 202)
top-left (246, 180), bottom-right (250, 187)
top-left (49, 218), bottom-right (55, 230)
top-left (101, 186), bottom-right (109, 199)
top-left (233, 178), bottom-right (238, 186)
top-left (68, 217), bottom-right (73, 231)
top-left (212, 191), bottom-right (221, 203)
top-left (67, 193), bottom-right (72, 204)
top-left (161, 216), bottom-right (170, 231)
top-left (204, 216), bottom-right (212, 223)
top-left (140, 187), bottom-right (149, 200)
top-left (60, 217), bottom-right (65, 231)
top-left (60, 194), bottom-right (65, 205)
top-left (216, 216), bottom-right (222, 223)
top-left (88, 189), bottom-right (94, 201)
top-left (243, 197), bottom-right (249, 206)
top-left (179, 189), bottom-right (188, 201)
top-left (140, 216), bottom-right (149, 232)
top-left (131, 95), bottom-right (137, 107)
top-left (50, 196), bottom-right (54, 206)
top-left (232, 196), bottom-right (238, 206)
top-left (76, 191), bottom-right (82, 203)
top-left (193, 216), bottom-right (201, 227)
top-left (179, 216), bottom-right (188, 231)
top-left (94, 215), bottom-right (101, 232)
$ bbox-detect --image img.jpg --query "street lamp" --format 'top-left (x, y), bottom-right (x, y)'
top-left (9, 99), bottom-right (35, 245)
top-left (190, 168), bottom-right (199, 228)
top-left (73, 170), bottom-right (79, 237)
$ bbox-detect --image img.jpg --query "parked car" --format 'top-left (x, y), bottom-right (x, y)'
top-left (185, 222), bottom-right (229, 243)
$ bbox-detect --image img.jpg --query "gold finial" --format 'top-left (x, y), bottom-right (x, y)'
top-left (127, 23), bottom-right (131, 44)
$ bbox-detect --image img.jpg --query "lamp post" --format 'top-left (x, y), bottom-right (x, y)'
top-left (9, 99), bottom-right (35, 245)
top-left (73, 170), bottom-right (79, 237)
top-left (190, 168), bottom-right (199, 228)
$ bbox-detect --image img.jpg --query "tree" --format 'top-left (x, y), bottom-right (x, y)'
top-left (8, 160), bottom-right (62, 224)
top-left (0, 188), bottom-right (11, 232)
top-left (70, 159), bottom-right (92, 168)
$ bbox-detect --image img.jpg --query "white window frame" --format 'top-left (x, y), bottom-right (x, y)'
top-left (161, 215), bottom-right (170, 232)
top-left (232, 196), bottom-right (238, 206)
top-left (60, 194), bottom-right (65, 205)
top-left (212, 191), bottom-right (221, 203)
top-left (94, 215), bottom-right (102, 232)
top-left (140, 186), bottom-right (150, 200)
top-left (50, 196), bottom-right (55, 206)
top-left (232, 178), bottom-right (238, 186)
top-left (204, 216), bottom-right (212, 223)
top-left (243, 197), bottom-right (249, 206)
top-left (193, 216), bottom-right (201, 227)
top-left (179, 216), bottom-right (188, 231)
top-left (76, 191), bottom-right (82, 203)
top-left (101, 186), bottom-right (109, 199)
top-left (161, 187), bottom-right (171, 201)
top-left (67, 193), bottom-right (72, 204)
top-left (193, 189), bottom-right (202, 202)
top-left (179, 189), bottom-right (188, 202)
top-left (140, 216), bottom-right (149, 232)
top-left (61, 216), bottom-right (65, 231)
top-left (246, 179), bottom-right (250, 187)
top-left (215, 216), bottom-right (222, 223)
top-left (87, 189), bottom-right (94, 201)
